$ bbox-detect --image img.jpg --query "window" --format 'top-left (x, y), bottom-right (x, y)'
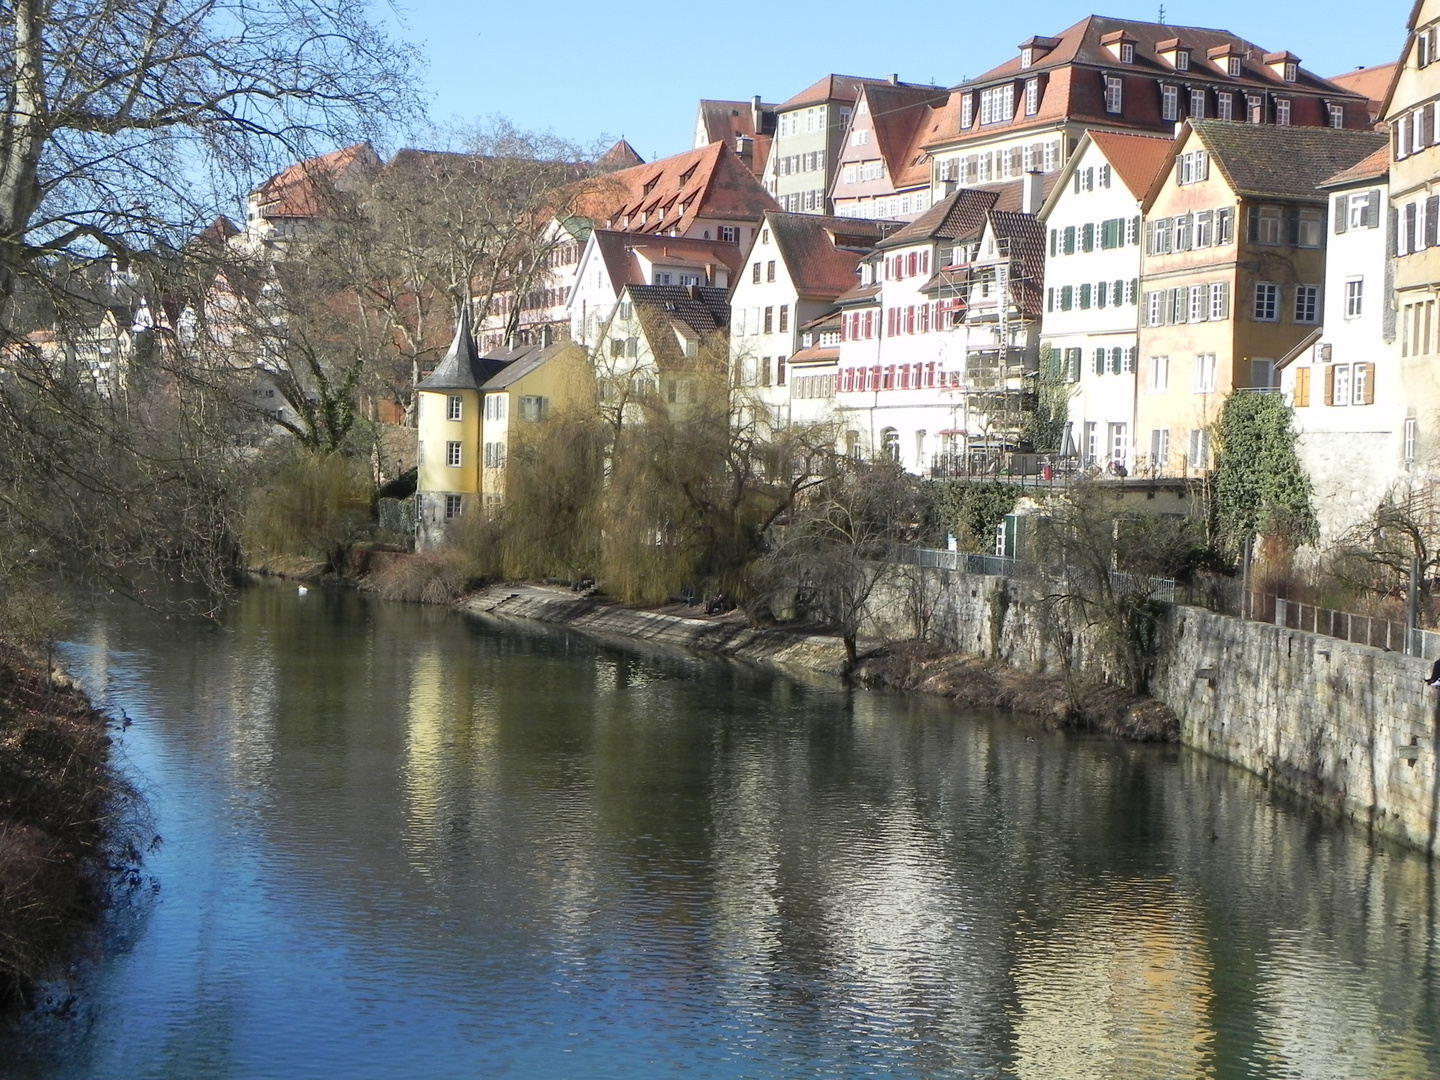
top-left (1194, 354), bottom-right (1217, 393)
top-left (1093, 347), bottom-right (1107, 376)
top-left (779, 305), bottom-right (789, 333)
top-left (1176, 51), bottom-right (1191, 72)
top-left (1332, 364), bottom-right (1352, 406)
top-left (1085, 422), bottom-right (1098, 463)
top-left (1252, 206), bottom-right (1283, 245)
top-left (1148, 355), bottom-right (1169, 391)
top-left (1217, 207), bottom-right (1233, 244)
top-left (1188, 284), bottom-right (1205, 322)
top-left (446, 441), bottom-right (462, 467)
top-left (1105, 76), bottom-right (1123, 114)
top-left (1406, 417), bottom-right (1417, 462)
top-left (1025, 78), bottom-right (1039, 116)
top-left (1190, 89), bottom-right (1205, 118)
top-left (1294, 285), bottom-right (1319, 323)
top-left (1150, 428), bottom-right (1170, 469)
top-left (1284, 61), bottom-right (1297, 83)
top-left (1217, 92), bottom-right (1233, 121)
top-left (1151, 217), bottom-right (1171, 254)
top-left (1021, 47), bottom-right (1033, 68)
top-left (519, 395), bottom-right (546, 422)
top-left (1253, 283), bottom-right (1279, 321)
top-left (1195, 210), bottom-right (1213, 247)
top-left (766, 261), bottom-right (776, 282)
top-left (961, 95), bottom-right (974, 129)
top-left (1227, 56), bottom-right (1242, 78)
top-left (763, 307), bottom-right (773, 333)
top-left (1352, 362), bottom-right (1372, 405)
top-left (1109, 423), bottom-right (1129, 465)
top-left (1161, 84), bottom-right (1179, 121)
top-left (721, 226), bottom-right (738, 242)
top-left (1210, 282), bottom-right (1229, 320)
top-left (1120, 42), bottom-right (1134, 64)
top-left (444, 494), bottom-right (463, 520)
top-left (1147, 291), bottom-right (1164, 326)
top-left (1297, 209), bottom-right (1323, 247)
top-left (1329, 103), bottom-right (1345, 129)
top-left (980, 84), bottom-right (1015, 124)
top-left (1248, 95), bottom-right (1265, 124)
top-left (447, 395), bottom-right (463, 421)
top-left (1179, 150), bottom-right (1208, 184)
top-left (1190, 428), bottom-right (1210, 468)
top-left (1346, 278), bottom-right (1364, 318)
top-left (1274, 98), bottom-right (1292, 126)
top-left (1175, 214), bottom-right (1191, 251)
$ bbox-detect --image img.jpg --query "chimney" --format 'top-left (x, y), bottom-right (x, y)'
top-left (704, 262), bottom-right (716, 284)
top-left (686, 283), bottom-right (701, 300)
top-left (735, 134), bottom-right (754, 166)
top-left (1021, 170), bottom-right (1044, 215)
top-left (889, 73), bottom-right (899, 85)
top-left (751, 94), bottom-right (763, 132)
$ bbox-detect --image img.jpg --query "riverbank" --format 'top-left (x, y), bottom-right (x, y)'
top-left (466, 585), bottom-right (1178, 741)
top-left (0, 646), bottom-right (132, 1011)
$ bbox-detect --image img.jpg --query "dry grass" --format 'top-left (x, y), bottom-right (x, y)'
top-left (0, 646), bottom-right (138, 1011)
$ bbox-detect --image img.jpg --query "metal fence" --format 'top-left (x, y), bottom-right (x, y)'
top-left (1258, 594), bottom-right (1440, 660)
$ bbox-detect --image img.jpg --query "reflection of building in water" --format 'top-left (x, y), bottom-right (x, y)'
top-left (1011, 879), bottom-right (1212, 1080)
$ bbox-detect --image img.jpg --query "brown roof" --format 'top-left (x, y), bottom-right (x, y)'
top-left (591, 232), bottom-right (744, 296)
top-left (1320, 143), bottom-right (1391, 188)
top-left (598, 139), bottom-right (645, 169)
top-left (1189, 119), bottom-right (1388, 202)
top-left (626, 285), bottom-right (729, 368)
top-left (1327, 63), bottom-right (1398, 122)
top-left (694, 100), bottom-right (775, 178)
top-left (857, 83), bottom-right (953, 187)
top-left (877, 187), bottom-right (1001, 249)
top-left (779, 74), bottom-right (929, 112)
top-left (788, 346), bottom-right (840, 365)
top-left (987, 210), bottom-right (1047, 319)
top-left (1086, 130), bottom-right (1175, 198)
top-left (574, 142), bottom-right (778, 236)
top-left (765, 212), bottom-right (895, 298)
top-left (254, 143), bottom-right (380, 219)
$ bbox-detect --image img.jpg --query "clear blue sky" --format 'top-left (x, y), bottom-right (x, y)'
top-left (381, 0), bottom-right (1411, 161)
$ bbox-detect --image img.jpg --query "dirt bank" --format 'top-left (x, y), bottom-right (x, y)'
top-left (0, 647), bottom-right (136, 1012)
top-left (465, 585), bottom-right (1178, 742)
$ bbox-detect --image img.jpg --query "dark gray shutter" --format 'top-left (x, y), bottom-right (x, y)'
top-left (1334, 194), bottom-right (1348, 234)
top-left (1365, 190), bottom-right (1381, 228)
top-left (1427, 195), bottom-right (1439, 248)
top-left (1287, 207), bottom-right (1301, 246)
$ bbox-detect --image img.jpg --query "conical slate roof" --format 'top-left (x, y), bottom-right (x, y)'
top-left (416, 305), bottom-right (487, 391)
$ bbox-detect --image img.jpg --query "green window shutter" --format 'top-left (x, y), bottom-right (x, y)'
top-left (1094, 348), bottom-right (1107, 376)
top-left (1080, 283), bottom-right (1092, 308)
top-left (1064, 226), bottom-right (1076, 254)
top-left (1050, 229), bottom-right (1058, 256)
top-left (1334, 194), bottom-right (1349, 234)
top-left (1082, 223), bottom-right (1095, 251)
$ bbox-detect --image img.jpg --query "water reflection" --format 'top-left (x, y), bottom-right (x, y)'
top-left (0, 585), bottom-right (1437, 1080)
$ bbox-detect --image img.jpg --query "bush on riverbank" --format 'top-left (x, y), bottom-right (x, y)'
top-left (241, 450), bottom-right (373, 574)
top-left (0, 646), bottom-right (139, 1011)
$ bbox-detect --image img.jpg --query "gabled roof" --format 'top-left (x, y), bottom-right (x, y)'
top-left (852, 83), bottom-right (953, 188)
top-left (963, 16), bottom-right (1365, 100)
top-left (1186, 119), bottom-right (1388, 203)
top-left (696, 99), bottom-right (776, 142)
top-left (417, 306), bottom-right (498, 392)
top-left (481, 340), bottom-right (581, 391)
top-left (1086, 130), bottom-right (1175, 198)
top-left (253, 143), bottom-right (380, 220)
top-left (590, 231), bottom-right (745, 297)
top-left (779, 74), bottom-right (930, 112)
top-left (598, 140), bottom-right (645, 169)
top-left (574, 142), bottom-right (778, 236)
top-left (625, 285), bottom-right (729, 368)
top-left (986, 210), bottom-right (1047, 319)
top-left (765, 212), bottom-right (895, 298)
top-left (877, 187), bottom-right (1001, 249)
top-left (1320, 143), bottom-right (1391, 189)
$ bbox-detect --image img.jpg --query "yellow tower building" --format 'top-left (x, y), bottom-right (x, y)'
top-left (415, 307), bottom-right (488, 548)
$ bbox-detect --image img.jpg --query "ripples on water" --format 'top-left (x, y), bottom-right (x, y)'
top-left (1, 585), bottom-right (1437, 1079)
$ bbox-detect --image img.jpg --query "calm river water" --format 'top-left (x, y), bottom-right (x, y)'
top-left (1, 584), bottom-right (1438, 1079)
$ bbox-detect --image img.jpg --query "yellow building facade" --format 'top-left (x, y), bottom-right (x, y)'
top-left (415, 309), bottom-right (488, 548)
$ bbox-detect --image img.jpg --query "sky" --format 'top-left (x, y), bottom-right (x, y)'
top-left (379, 0), bottom-right (1412, 162)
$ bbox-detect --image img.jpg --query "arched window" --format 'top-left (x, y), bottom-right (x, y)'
top-left (881, 427), bottom-right (900, 462)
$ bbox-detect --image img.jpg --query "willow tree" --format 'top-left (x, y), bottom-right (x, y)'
top-left (0, 0), bottom-right (422, 609)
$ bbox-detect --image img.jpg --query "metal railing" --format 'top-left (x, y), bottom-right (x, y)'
top-left (894, 547), bottom-right (1174, 602)
top-left (1260, 594), bottom-right (1440, 659)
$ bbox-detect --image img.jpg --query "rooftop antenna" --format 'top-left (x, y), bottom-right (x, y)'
top-left (1158, 5), bottom-right (1166, 23)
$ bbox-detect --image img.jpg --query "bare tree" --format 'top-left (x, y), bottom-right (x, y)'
top-left (0, 0), bottom-right (422, 609)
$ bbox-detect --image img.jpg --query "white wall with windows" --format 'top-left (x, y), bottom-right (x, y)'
top-left (1283, 178), bottom-right (1402, 544)
top-left (1037, 136), bottom-right (1149, 472)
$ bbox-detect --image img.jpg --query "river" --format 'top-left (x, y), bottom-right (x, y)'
top-left (0, 583), bottom-right (1436, 1079)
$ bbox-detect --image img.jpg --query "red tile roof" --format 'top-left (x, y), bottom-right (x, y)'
top-left (591, 231), bottom-right (745, 296)
top-left (1319, 143), bottom-right (1391, 188)
top-left (878, 187), bottom-right (1001, 249)
top-left (574, 142), bottom-right (778, 236)
top-left (254, 143), bottom-right (380, 220)
top-left (1327, 63), bottom-right (1398, 123)
top-left (779, 74), bottom-right (930, 112)
top-left (598, 140), bottom-right (645, 169)
top-left (694, 100), bottom-right (775, 178)
top-left (765, 212), bottom-right (895, 298)
top-left (1086, 130), bottom-right (1175, 199)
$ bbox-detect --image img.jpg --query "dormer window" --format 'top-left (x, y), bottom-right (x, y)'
top-left (1120, 42), bottom-right (1134, 64)
top-left (1021, 47), bottom-right (1033, 69)
top-left (679, 166), bottom-right (696, 185)
top-left (642, 177), bottom-right (658, 195)
top-left (1228, 56), bottom-right (1242, 78)
top-left (1284, 62), bottom-right (1297, 82)
top-left (1176, 51), bottom-right (1190, 71)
